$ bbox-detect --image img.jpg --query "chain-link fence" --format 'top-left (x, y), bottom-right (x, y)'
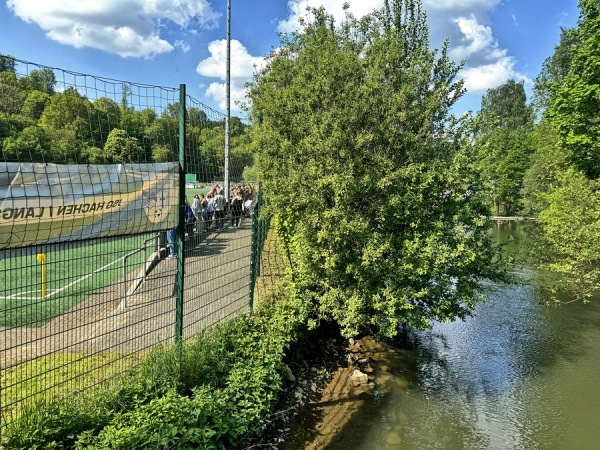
top-left (0, 56), bottom-right (267, 436)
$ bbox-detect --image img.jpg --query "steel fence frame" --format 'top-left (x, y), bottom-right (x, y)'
top-left (0, 59), bottom-right (269, 438)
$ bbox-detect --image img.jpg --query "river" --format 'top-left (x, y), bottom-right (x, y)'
top-left (292, 222), bottom-right (600, 449)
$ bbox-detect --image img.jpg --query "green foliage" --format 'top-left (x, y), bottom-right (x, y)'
top-left (534, 168), bottom-right (600, 303)
top-left (533, 27), bottom-right (578, 114)
top-left (242, 164), bottom-right (260, 182)
top-left (2, 125), bottom-right (52, 161)
top-left (103, 128), bottom-right (144, 163)
top-left (0, 78), bottom-right (24, 116)
top-left (521, 122), bottom-right (568, 215)
top-left (0, 62), bottom-right (241, 166)
top-left (475, 80), bottom-right (534, 216)
top-left (479, 80), bottom-right (533, 131)
top-left (22, 90), bottom-right (51, 121)
top-left (546, 0), bottom-right (600, 179)
top-left (2, 296), bottom-right (306, 449)
top-left (19, 69), bottom-right (56, 95)
top-left (522, 0), bottom-right (600, 304)
top-left (75, 388), bottom-right (231, 449)
top-left (0, 54), bottom-right (16, 73)
top-left (248, 1), bottom-right (505, 337)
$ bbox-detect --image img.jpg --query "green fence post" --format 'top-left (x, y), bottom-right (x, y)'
top-left (175, 84), bottom-right (186, 346)
top-left (249, 191), bottom-right (259, 312)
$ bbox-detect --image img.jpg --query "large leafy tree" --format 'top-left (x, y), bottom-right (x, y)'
top-left (526, 0), bottom-right (600, 303)
top-left (521, 122), bottom-right (567, 215)
top-left (248, 0), bottom-right (505, 337)
top-left (19, 68), bottom-right (56, 95)
top-left (0, 55), bottom-right (16, 73)
top-left (533, 168), bottom-right (600, 304)
top-left (475, 80), bottom-right (534, 216)
top-left (547, 0), bottom-right (600, 179)
top-left (103, 128), bottom-right (144, 163)
top-left (2, 125), bottom-right (51, 161)
top-left (533, 27), bottom-right (577, 114)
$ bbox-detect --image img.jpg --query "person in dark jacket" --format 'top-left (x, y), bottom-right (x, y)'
top-left (231, 190), bottom-right (244, 228)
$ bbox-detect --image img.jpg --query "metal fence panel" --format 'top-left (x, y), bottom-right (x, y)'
top-left (0, 56), bottom-right (261, 437)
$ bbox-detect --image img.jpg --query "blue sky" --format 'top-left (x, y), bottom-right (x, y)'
top-left (0, 0), bottom-right (580, 119)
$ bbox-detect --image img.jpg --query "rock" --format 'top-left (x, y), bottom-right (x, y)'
top-left (350, 369), bottom-right (369, 386)
top-left (347, 353), bottom-right (358, 365)
top-left (349, 338), bottom-right (355, 346)
top-left (362, 364), bottom-right (374, 374)
top-left (283, 365), bottom-right (296, 382)
top-left (386, 432), bottom-right (402, 446)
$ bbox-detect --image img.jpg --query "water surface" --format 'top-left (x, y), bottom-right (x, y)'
top-left (320, 222), bottom-right (600, 449)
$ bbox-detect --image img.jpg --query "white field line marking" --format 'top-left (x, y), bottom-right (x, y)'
top-left (0, 256), bottom-right (124, 301)
top-left (0, 290), bottom-right (59, 300)
top-left (44, 257), bottom-right (123, 299)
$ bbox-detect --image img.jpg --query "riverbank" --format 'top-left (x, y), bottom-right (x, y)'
top-left (267, 334), bottom-right (406, 450)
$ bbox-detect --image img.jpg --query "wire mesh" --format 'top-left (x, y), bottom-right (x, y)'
top-left (0, 55), bottom-right (262, 438)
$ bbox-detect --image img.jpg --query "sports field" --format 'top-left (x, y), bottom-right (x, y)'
top-left (0, 233), bottom-right (153, 328)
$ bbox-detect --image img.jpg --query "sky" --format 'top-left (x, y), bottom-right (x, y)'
top-left (0, 0), bottom-right (581, 120)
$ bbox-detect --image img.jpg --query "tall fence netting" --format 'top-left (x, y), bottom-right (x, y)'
top-left (0, 55), bottom-right (265, 436)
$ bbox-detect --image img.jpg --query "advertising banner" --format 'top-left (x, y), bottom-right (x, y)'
top-left (0, 162), bottom-right (179, 250)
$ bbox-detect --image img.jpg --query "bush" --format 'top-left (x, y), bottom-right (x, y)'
top-left (2, 296), bottom-right (305, 449)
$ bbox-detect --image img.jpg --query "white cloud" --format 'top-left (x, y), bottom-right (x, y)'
top-left (6, 0), bottom-right (220, 58)
top-left (450, 15), bottom-right (530, 93)
top-left (204, 80), bottom-right (248, 112)
top-left (174, 40), bottom-right (191, 53)
top-left (425, 0), bottom-right (500, 12)
top-left (196, 39), bottom-right (265, 80)
top-left (196, 39), bottom-right (266, 112)
top-left (459, 57), bottom-right (531, 93)
top-left (277, 0), bottom-right (384, 33)
top-left (450, 16), bottom-right (505, 61)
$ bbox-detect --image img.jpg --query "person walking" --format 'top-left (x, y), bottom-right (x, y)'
top-left (184, 198), bottom-right (195, 237)
top-left (213, 188), bottom-right (226, 229)
top-left (199, 193), bottom-right (209, 231)
top-left (166, 227), bottom-right (177, 259)
top-left (206, 193), bottom-right (215, 231)
top-left (231, 190), bottom-right (244, 228)
top-left (191, 194), bottom-right (201, 222)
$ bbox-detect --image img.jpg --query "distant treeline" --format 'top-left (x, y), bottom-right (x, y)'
top-left (0, 55), bottom-right (253, 182)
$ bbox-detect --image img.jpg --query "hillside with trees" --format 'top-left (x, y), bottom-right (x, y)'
top-left (0, 57), bottom-right (252, 182)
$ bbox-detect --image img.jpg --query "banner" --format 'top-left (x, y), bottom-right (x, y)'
top-left (0, 162), bottom-right (179, 249)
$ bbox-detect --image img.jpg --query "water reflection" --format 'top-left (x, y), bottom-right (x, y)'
top-left (323, 222), bottom-right (600, 449)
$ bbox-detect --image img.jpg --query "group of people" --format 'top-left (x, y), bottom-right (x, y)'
top-left (166, 184), bottom-right (256, 259)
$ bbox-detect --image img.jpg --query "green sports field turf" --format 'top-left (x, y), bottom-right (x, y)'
top-left (0, 234), bottom-right (151, 328)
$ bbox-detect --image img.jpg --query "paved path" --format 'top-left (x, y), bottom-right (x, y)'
top-left (1, 222), bottom-right (253, 368)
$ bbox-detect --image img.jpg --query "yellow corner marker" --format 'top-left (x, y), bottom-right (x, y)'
top-left (36, 253), bottom-right (47, 299)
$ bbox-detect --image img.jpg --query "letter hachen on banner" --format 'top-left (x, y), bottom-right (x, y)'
top-left (0, 162), bottom-right (179, 250)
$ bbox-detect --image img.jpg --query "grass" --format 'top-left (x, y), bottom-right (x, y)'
top-left (0, 234), bottom-right (150, 328)
top-left (184, 187), bottom-right (209, 200)
top-left (1, 351), bottom-right (141, 425)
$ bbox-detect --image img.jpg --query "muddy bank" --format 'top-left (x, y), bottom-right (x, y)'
top-left (279, 335), bottom-right (409, 450)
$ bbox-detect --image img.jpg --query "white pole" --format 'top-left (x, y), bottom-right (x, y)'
top-left (224, 0), bottom-right (231, 205)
